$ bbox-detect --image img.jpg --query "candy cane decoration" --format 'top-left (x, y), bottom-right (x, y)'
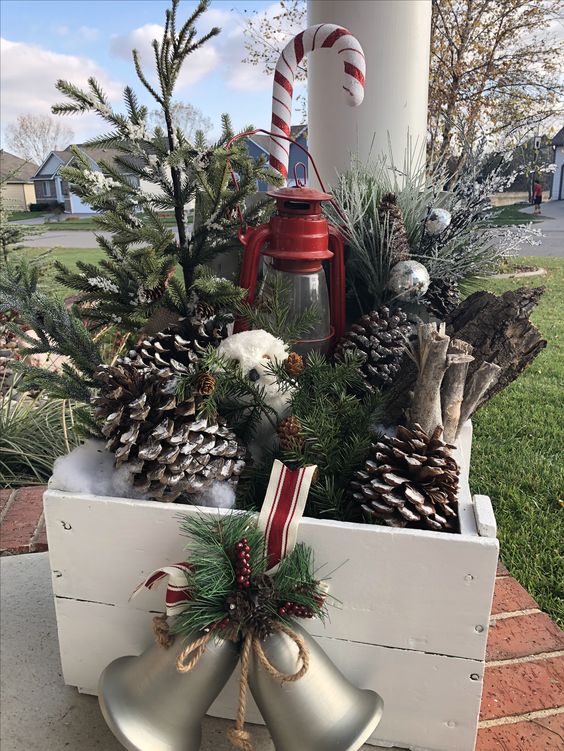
top-left (270, 24), bottom-right (366, 179)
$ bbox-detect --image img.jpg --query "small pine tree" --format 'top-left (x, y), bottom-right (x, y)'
top-left (50, 0), bottom-right (281, 330)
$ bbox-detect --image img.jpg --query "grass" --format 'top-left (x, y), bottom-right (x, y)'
top-left (469, 256), bottom-right (563, 626)
top-left (488, 202), bottom-right (543, 226)
top-left (39, 213), bottom-right (188, 231)
top-left (7, 211), bottom-right (48, 221)
top-left (0, 378), bottom-right (81, 487)
top-left (16, 246), bottom-right (104, 300)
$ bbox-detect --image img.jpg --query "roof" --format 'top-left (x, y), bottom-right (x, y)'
top-left (552, 126), bottom-right (564, 146)
top-left (34, 145), bottom-right (140, 178)
top-left (0, 150), bottom-right (38, 183)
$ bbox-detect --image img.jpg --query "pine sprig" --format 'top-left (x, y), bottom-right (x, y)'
top-left (235, 274), bottom-right (320, 344)
top-left (171, 512), bottom-right (327, 639)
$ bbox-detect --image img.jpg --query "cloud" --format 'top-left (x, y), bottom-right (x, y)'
top-left (110, 22), bottom-right (221, 87)
top-left (107, 5), bottom-right (294, 95)
top-left (0, 38), bottom-right (122, 143)
top-left (78, 26), bottom-right (100, 42)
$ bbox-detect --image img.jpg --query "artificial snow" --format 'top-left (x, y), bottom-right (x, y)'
top-left (50, 441), bottom-right (238, 509)
top-left (50, 440), bottom-right (151, 500)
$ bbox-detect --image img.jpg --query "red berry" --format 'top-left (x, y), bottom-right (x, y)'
top-left (237, 575), bottom-right (245, 584)
top-left (244, 580), bottom-right (251, 587)
top-left (278, 607), bottom-right (287, 616)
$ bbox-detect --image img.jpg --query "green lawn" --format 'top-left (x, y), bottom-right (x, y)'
top-left (39, 214), bottom-right (187, 231)
top-left (7, 211), bottom-right (48, 221)
top-left (488, 203), bottom-right (543, 226)
top-left (20, 246), bottom-right (104, 299)
top-left (470, 256), bottom-right (563, 626)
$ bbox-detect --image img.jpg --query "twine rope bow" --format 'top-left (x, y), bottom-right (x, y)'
top-left (169, 621), bottom-right (309, 751)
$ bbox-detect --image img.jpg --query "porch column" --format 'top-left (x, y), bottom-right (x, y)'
top-left (307, 0), bottom-right (432, 186)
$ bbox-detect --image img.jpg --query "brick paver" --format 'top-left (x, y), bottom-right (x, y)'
top-left (0, 485), bottom-right (46, 555)
top-left (491, 575), bottom-right (539, 615)
top-left (487, 611), bottom-right (564, 661)
top-left (477, 712), bottom-right (564, 750)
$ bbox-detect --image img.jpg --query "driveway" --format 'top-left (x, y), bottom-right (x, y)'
top-left (21, 230), bottom-right (108, 248)
top-left (508, 199), bottom-right (564, 257)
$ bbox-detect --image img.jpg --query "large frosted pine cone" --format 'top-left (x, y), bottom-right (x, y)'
top-left (92, 362), bottom-right (246, 502)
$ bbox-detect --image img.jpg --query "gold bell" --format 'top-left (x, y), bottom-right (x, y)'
top-left (98, 632), bottom-right (239, 751)
top-left (248, 621), bottom-right (383, 751)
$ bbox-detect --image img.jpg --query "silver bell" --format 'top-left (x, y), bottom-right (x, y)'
top-left (98, 632), bottom-right (239, 751)
top-left (248, 621), bottom-right (383, 751)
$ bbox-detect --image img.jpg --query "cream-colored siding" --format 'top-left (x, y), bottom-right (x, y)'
top-left (1, 182), bottom-right (36, 211)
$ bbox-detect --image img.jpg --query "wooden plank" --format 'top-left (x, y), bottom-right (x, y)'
top-left (58, 599), bottom-right (481, 751)
top-left (45, 483), bottom-right (497, 661)
top-left (473, 495), bottom-right (497, 538)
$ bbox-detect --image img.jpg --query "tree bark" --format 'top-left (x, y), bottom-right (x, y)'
top-left (407, 323), bottom-right (451, 435)
top-left (446, 287), bottom-right (546, 407)
top-left (441, 339), bottom-right (474, 443)
top-left (458, 362), bottom-right (502, 435)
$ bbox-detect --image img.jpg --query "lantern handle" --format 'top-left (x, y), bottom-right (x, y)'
top-left (225, 129), bottom-right (348, 232)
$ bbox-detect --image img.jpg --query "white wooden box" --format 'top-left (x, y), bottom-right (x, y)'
top-left (44, 422), bottom-right (498, 751)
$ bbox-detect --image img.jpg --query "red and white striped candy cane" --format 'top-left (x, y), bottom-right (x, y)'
top-left (270, 24), bottom-right (365, 179)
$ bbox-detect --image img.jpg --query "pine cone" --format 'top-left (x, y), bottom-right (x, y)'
top-left (93, 362), bottom-right (246, 502)
top-left (126, 304), bottom-right (231, 376)
top-left (379, 192), bottom-right (411, 263)
top-left (0, 311), bottom-right (19, 390)
top-left (350, 423), bottom-right (459, 531)
top-left (284, 352), bottom-right (304, 377)
top-left (334, 306), bottom-right (411, 388)
top-left (278, 415), bottom-right (304, 452)
top-left (195, 372), bottom-right (216, 396)
top-left (423, 277), bottom-right (461, 319)
top-left (225, 589), bottom-right (273, 640)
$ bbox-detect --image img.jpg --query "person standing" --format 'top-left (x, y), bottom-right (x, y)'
top-left (533, 179), bottom-right (543, 215)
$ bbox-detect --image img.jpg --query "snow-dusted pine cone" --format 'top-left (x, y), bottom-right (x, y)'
top-left (284, 352), bottom-right (304, 377)
top-left (334, 306), bottom-right (411, 388)
top-left (350, 423), bottom-right (459, 531)
top-left (93, 362), bottom-right (246, 501)
top-left (126, 303), bottom-right (231, 376)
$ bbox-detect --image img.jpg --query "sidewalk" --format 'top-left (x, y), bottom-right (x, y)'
top-left (1, 488), bottom-right (563, 750)
top-left (511, 199), bottom-right (564, 257)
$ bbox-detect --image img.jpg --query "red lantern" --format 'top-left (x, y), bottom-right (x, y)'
top-left (237, 185), bottom-right (345, 355)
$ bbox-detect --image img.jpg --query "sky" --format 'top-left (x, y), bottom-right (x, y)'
top-left (0, 0), bottom-right (305, 150)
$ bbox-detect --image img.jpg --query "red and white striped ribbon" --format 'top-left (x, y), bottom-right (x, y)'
top-left (270, 23), bottom-right (366, 179)
top-left (131, 562), bottom-right (192, 616)
top-left (258, 460), bottom-right (318, 573)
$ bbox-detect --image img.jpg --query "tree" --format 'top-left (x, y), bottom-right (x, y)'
top-left (46, 0), bottom-right (280, 333)
top-left (4, 114), bottom-right (74, 165)
top-left (428, 0), bottom-right (564, 171)
top-left (239, 0), bottom-right (564, 168)
top-left (147, 101), bottom-right (213, 141)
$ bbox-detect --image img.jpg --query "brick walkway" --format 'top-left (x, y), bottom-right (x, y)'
top-left (1, 486), bottom-right (563, 749)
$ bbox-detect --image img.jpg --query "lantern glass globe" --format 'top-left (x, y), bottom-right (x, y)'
top-left (260, 261), bottom-right (331, 355)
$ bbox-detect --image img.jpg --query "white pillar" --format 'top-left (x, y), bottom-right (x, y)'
top-left (307, 0), bottom-right (432, 186)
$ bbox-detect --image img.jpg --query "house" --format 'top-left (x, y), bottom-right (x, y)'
top-left (550, 126), bottom-right (564, 200)
top-left (0, 150), bottom-right (38, 211)
top-left (32, 145), bottom-right (141, 214)
top-left (247, 125), bottom-right (308, 188)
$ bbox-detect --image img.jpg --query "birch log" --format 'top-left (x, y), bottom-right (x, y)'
top-left (457, 362), bottom-right (502, 435)
top-left (441, 339), bottom-right (474, 444)
top-left (407, 323), bottom-right (451, 435)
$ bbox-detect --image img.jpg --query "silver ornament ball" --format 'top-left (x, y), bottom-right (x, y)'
top-left (388, 260), bottom-right (430, 301)
top-left (425, 208), bottom-right (452, 236)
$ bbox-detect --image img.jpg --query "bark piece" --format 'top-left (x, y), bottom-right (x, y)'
top-left (407, 323), bottom-right (451, 435)
top-left (441, 339), bottom-right (474, 443)
top-left (447, 287), bottom-right (547, 406)
top-left (457, 362), bottom-right (502, 435)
